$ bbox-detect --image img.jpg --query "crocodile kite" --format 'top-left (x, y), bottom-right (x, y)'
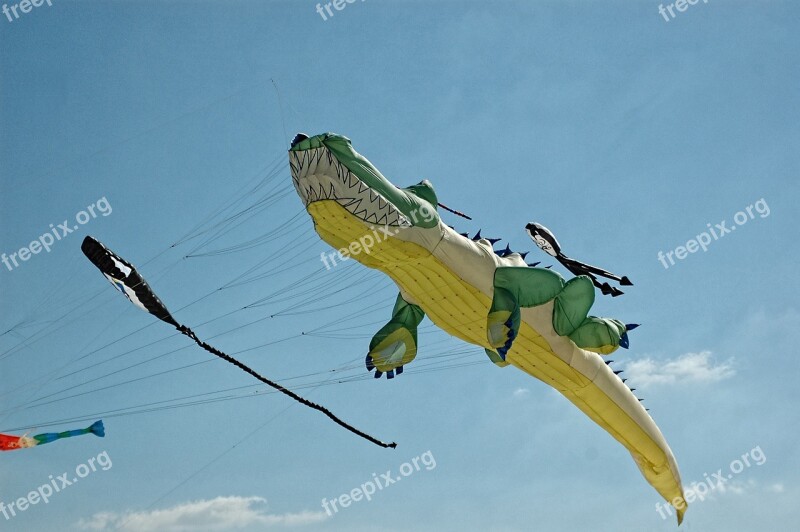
top-left (289, 132), bottom-right (687, 523)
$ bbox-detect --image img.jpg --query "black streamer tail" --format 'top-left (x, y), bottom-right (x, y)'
top-left (176, 325), bottom-right (397, 449)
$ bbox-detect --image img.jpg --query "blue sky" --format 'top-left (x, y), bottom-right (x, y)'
top-left (1, 1), bottom-right (798, 530)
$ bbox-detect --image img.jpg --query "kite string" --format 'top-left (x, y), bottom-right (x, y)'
top-left (175, 324), bottom-right (397, 449)
top-left (270, 78), bottom-right (289, 147)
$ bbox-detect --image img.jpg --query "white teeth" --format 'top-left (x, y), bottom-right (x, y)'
top-left (290, 145), bottom-right (408, 226)
top-left (344, 199), bottom-right (362, 211)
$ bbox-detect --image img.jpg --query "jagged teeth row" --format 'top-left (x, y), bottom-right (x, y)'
top-left (289, 147), bottom-right (333, 186)
top-left (290, 146), bottom-right (410, 227)
top-left (336, 167), bottom-right (410, 227)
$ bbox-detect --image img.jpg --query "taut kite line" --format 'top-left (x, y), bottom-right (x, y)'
top-left (81, 236), bottom-right (396, 449)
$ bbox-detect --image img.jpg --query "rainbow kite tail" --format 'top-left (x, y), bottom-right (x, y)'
top-left (33, 420), bottom-right (105, 446)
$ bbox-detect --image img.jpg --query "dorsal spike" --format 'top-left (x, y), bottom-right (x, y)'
top-left (487, 237), bottom-right (501, 245)
top-left (519, 251), bottom-right (529, 260)
top-left (527, 261), bottom-right (541, 267)
top-left (459, 232), bottom-right (469, 238)
top-left (472, 230), bottom-right (483, 241)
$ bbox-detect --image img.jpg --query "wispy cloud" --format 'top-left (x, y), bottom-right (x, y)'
top-left (623, 350), bottom-right (734, 387)
top-left (513, 387), bottom-right (530, 398)
top-left (712, 478), bottom-right (784, 497)
top-left (767, 483), bottom-right (785, 493)
top-left (76, 496), bottom-right (328, 531)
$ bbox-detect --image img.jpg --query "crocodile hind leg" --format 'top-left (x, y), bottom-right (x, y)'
top-left (366, 293), bottom-right (425, 379)
top-left (553, 275), bottom-right (629, 354)
top-left (488, 267), bottom-right (633, 359)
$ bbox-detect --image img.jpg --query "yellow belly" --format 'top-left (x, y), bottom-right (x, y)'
top-left (308, 199), bottom-right (686, 522)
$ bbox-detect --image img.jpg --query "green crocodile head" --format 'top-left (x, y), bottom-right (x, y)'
top-left (289, 133), bottom-right (440, 228)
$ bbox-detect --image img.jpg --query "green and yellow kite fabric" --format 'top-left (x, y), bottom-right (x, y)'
top-left (289, 132), bottom-right (687, 523)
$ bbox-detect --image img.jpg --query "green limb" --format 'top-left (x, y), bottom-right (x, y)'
top-left (366, 294), bottom-right (425, 379)
top-left (553, 276), bottom-right (595, 336)
top-left (487, 286), bottom-right (520, 359)
top-left (552, 276), bottom-right (626, 353)
top-left (569, 317), bottom-right (627, 355)
top-left (494, 267), bottom-right (565, 307)
top-left (488, 267), bottom-right (565, 361)
top-left (484, 348), bottom-right (510, 367)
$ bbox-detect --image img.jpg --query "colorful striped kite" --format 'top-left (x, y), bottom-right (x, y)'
top-left (0, 420), bottom-right (104, 452)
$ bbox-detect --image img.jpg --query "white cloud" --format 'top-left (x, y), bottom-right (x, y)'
top-left (716, 478), bottom-right (754, 496)
top-left (513, 387), bottom-right (530, 398)
top-left (76, 496), bottom-right (328, 532)
top-left (768, 483), bottom-right (785, 493)
top-left (622, 350), bottom-right (734, 388)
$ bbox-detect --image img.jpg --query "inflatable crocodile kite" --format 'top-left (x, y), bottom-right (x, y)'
top-left (289, 132), bottom-right (687, 523)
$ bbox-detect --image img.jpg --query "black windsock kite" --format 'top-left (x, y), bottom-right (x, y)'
top-left (525, 223), bottom-right (633, 297)
top-left (81, 236), bottom-right (397, 449)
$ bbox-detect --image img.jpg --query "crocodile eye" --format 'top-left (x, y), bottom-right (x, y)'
top-left (291, 133), bottom-right (309, 148)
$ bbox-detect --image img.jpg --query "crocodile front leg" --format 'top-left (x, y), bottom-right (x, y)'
top-left (366, 293), bottom-right (425, 379)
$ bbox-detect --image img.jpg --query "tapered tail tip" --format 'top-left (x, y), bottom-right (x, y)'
top-left (90, 420), bottom-right (105, 438)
